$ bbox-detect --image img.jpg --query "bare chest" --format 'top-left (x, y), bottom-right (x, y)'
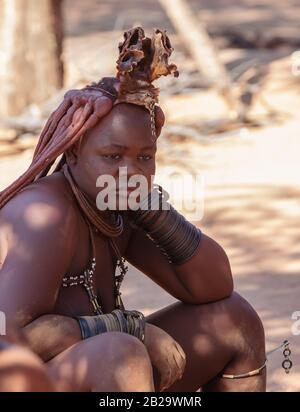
top-left (53, 219), bottom-right (132, 317)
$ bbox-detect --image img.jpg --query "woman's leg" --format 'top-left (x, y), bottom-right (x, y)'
top-left (47, 331), bottom-right (155, 392)
top-left (146, 291), bottom-right (266, 392)
top-left (0, 344), bottom-right (54, 392)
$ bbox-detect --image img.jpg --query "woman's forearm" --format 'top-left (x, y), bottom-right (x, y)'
top-left (128, 189), bottom-right (234, 304)
top-left (172, 233), bottom-right (234, 303)
top-left (23, 314), bottom-right (82, 362)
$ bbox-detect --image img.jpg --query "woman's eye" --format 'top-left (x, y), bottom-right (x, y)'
top-left (138, 155), bottom-right (152, 161)
top-left (103, 154), bottom-right (121, 160)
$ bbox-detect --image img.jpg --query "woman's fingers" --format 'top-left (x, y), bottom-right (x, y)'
top-left (175, 341), bottom-right (187, 363)
top-left (160, 344), bottom-right (186, 391)
top-left (173, 349), bottom-right (185, 379)
top-left (171, 349), bottom-right (185, 383)
top-left (160, 366), bottom-right (173, 392)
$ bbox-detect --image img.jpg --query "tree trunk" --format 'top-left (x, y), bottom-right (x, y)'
top-left (0, 0), bottom-right (63, 116)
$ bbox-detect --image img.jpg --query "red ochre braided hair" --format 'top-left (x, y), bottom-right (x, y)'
top-left (0, 27), bottom-right (177, 209)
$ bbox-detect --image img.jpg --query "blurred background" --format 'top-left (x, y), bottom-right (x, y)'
top-left (0, 0), bottom-right (299, 391)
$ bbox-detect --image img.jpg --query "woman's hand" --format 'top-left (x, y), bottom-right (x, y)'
top-left (143, 322), bottom-right (186, 391)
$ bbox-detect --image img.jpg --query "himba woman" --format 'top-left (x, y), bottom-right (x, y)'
top-left (0, 28), bottom-right (266, 392)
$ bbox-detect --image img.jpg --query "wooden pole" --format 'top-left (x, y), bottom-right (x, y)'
top-left (0, 0), bottom-right (64, 116)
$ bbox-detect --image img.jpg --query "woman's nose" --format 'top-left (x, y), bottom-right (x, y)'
top-left (118, 159), bottom-right (141, 178)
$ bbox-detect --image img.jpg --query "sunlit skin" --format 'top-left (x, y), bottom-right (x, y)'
top-left (67, 103), bottom-right (158, 211)
top-left (0, 325), bottom-right (54, 391)
top-left (0, 98), bottom-right (266, 392)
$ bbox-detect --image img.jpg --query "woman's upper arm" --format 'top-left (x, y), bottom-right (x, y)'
top-left (124, 226), bottom-right (194, 302)
top-left (0, 189), bottom-right (77, 326)
top-left (124, 224), bottom-right (233, 304)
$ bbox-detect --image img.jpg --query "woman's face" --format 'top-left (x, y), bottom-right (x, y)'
top-left (68, 103), bottom-right (164, 210)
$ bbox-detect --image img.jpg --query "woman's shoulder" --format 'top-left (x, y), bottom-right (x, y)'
top-left (0, 172), bottom-right (79, 237)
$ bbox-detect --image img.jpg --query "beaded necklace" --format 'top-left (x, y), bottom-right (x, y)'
top-left (60, 94), bottom-right (157, 315)
top-left (61, 164), bottom-right (128, 315)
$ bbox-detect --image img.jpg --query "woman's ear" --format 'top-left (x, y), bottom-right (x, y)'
top-left (155, 106), bottom-right (165, 137)
top-left (65, 138), bottom-right (82, 165)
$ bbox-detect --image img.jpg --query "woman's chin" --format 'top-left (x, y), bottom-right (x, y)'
top-left (96, 189), bottom-right (144, 212)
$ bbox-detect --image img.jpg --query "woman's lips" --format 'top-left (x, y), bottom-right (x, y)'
top-left (101, 185), bottom-right (146, 197)
top-left (105, 188), bottom-right (139, 198)
top-left (117, 187), bottom-right (138, 193)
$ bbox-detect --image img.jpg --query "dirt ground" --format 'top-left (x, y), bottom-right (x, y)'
top-left (1, 0), bottom-right (300, 392)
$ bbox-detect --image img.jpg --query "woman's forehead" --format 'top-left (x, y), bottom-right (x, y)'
top-left (86, 103), bottom-right (155, 148)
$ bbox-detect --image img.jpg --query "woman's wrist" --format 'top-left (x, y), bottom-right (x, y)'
top-left (128, 185), bottom-right (202, 265)
top-left (75, 309), bottom-right (146, 343)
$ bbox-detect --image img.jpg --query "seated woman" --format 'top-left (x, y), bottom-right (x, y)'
top-left (0, 27), bottom-right (266, 392)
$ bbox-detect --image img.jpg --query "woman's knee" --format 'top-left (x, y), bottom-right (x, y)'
top-left (103, 332), bottom-right (151, 367)
top-left (191, 291), bottom-right (265, 359)
top-left (86, 331), bottom-right (150, 362)
top-left (0, 346), bottom-right (54, 391)
top-left (222, 292), bottom-right (265, 358)
top-left (81, 332), bottom-right (154, 391)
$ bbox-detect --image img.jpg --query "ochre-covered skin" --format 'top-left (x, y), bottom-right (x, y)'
top-left (0, 27), bottom-right (173, 209)
top-left (0, 26), bottom-right (266, 393)
top-left (115, 27), bottom-right (179, 111)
